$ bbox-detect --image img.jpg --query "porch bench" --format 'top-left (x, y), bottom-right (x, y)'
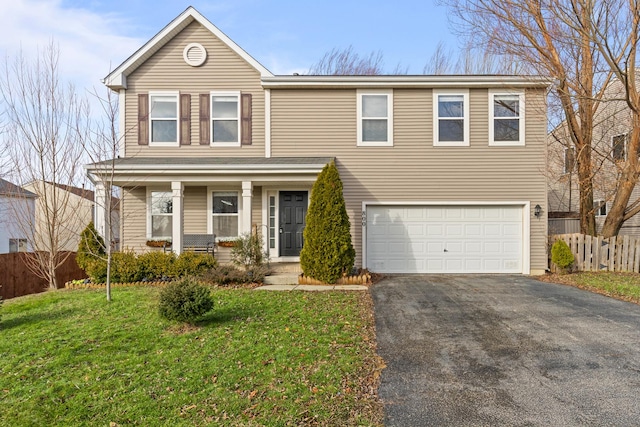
top-left (182, 234), bottom-right (217, 256)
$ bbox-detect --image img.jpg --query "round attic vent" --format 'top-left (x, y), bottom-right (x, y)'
top-left (183, 43), bottom-right (207, 67)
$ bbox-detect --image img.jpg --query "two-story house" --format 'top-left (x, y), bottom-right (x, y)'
top-left (87, 7), bottom-right (549, 275)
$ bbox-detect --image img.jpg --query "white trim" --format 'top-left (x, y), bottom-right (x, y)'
top-left (210, 91), bottom-right (241, 147)
top-left (357, 89), bottom-right (393, 147)
top-left (183, 42), bottom-right (207, 67)
top-left (488, 90), bottom-right (525, 146)
top-left (171, 181), bottom-right (184, 255)
top-left (103, 6), bottom-right (272, 89)
top-left (433, 89), bottom-right (469, 147)
top-left (262, 75), bottom-right (553, 89)
top-left (149, 91), bottom-right (180, 147)
top-left (265, 89), bottom-right (271, 158)
top-left (361, 200), bottom-right (531, 275)
top-left (118, 90), bottom-right (126, 157)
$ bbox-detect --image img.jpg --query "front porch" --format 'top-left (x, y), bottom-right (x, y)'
top-left (86, 157), bottom-right (332, 262)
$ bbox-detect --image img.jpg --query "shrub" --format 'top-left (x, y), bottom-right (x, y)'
top-left (300, 160), bottom-right (355, 284)
top-left (172, 251), bottom-right (217, 278)
top-left (86, 258), bottom-right (108, 283)
top-left (231, 232), bottom-right (267, 269)
top-left (138, 251), bottom-right (175, 280)
top-left (158, 278), bottom-right (214, 323)
top-left (110, 250), bottom-right (143, 283)
top-left (551, 240), bottom-right (575, 272)
top-left (77, 222), bottom-right (105, 272)
top-left (200, 264), bottom-right (270, 285)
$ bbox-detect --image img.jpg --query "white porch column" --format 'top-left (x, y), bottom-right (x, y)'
top-left (94, 181), bottom-right (110, 246)
top-left (242, 181), bottom-right (253, 235)
top-left (172, 181), bottom-right (184, 255)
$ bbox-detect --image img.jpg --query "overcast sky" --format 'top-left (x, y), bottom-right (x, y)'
top-left (0, 0), bottom-right (460, 94)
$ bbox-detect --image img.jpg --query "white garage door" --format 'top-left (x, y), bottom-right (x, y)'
top-left (366, 205), bottom-right (523, 273)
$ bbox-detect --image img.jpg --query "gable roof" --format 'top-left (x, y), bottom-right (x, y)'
top-left (103, 6), bottom-right (273, 90)
top-left (0, 178), bottom-right (37, 198)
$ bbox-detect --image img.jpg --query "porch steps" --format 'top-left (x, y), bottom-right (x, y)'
top-left (264, 262), bottom-right (301, 285)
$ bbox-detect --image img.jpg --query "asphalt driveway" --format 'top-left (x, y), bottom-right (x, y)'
top-left (372, 275), bottom-right (640, 426)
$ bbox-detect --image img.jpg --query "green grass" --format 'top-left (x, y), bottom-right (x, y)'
top-left (569, 271), bottom-right (640, 303)
top-left (0, 287), bottom-right (382, 426)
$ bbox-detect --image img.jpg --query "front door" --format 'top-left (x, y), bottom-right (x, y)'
top-left (279, 191), bottom-right (308, 256)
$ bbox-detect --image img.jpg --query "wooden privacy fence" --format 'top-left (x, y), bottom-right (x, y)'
top-left (0, 252), bottom-right (86, 300)
top-left (550, 233), bottom-right (640, 272)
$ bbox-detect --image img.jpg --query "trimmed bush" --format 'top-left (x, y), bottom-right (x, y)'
top-left (138, 251), bottom-right (175, 280)
top-left (158, 278), bottom-right (214, 323)
top-left (551, 239), bottom-right (575, 272)
top-left (300, 160), bottom-right (355, 284)
top-left (172, 251), bottom-right (217, 278)
top-left (231, 232), bottom-right (267, 269)
top-left (77, 222), bottom-right (105, 272)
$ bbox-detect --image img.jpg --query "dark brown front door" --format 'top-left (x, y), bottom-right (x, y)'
top-left (279, 191), bottom-right (307, 256)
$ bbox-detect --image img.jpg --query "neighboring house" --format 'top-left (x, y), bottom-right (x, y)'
top-left (87, 7), bottom-right (549, 274)
top-left (548, 76), bottom-right (640, 236)
top-left (21, 181), bottom-right (120, 252)
top-left (0, 178), bottom-right (36, 254)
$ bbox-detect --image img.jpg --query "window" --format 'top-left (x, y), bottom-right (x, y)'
top-left (211, 92), bottom-right (240, 145)
top-left (9, 238), bottom-right (27, 253)
top-left (434, 90), bottom-right (469, 146)
top-left (357, 90), bottom-right (393, 146)
top-left (150, 191), bottom-right (173, 239)
top-left (564, 147), bottom-right (575, 174)
top-left (149, 93), bottom-right (179, 145)
top-left (489, 91), bottom-right (525, 146)
top-left (212, 192), bottom-right (239, 239)
top-left (594, 200), bottom-right (607, 217)
top-left (612, 133), bottom-right (627, 161)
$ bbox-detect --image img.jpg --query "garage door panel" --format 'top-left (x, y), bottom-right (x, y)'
top-left (367, 205), bottom-right (523, 274)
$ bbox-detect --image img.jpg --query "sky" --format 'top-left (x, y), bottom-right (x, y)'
top-left (0, 0), bottom-right (461, 95)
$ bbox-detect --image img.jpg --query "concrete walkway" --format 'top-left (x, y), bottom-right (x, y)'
top-left (256, 284), bottom-right (368, 291)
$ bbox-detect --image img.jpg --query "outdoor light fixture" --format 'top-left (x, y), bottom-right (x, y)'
top-left (534, 204), bottom-right (542, 218)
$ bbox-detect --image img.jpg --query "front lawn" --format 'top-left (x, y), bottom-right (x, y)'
top-left (0, 287), bottom-right (382, 426)
top-left (540, 271), bottom-right (640, 304)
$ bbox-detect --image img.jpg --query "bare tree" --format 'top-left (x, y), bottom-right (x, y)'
top-left (0, 42), bottom-right (90, 289)
top-left (424, 41), bottom-right (523, 75)
top-left (83, 87), bottom-right (121, 302)
top-left (442, 0), bottom-right (640, 237)
top-left (308, 45), bottom-right (408, 75)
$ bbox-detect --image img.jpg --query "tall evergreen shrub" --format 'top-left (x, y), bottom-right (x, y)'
top-left (300, 161), bottom-right (355, 283)
top-left (77, 222), bottom-right (105, 272)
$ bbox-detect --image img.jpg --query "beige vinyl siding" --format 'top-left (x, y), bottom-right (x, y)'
top-left (184, 186), bottom-right (207, 234)
top-left (270, 87), bottom-right (548, 272)
top-left (124, 21), bottom-right (265, 157)
top-left (252, 186), bottom-right (262, 232)
top-left (122, 186), bottom-right (148, 252)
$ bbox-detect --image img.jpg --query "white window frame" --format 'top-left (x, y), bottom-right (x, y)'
top-left (489, 90), bottom-right (525, 146)
top-left (357, 90), bottom-right (393, 147)
top-left (9, 238), bottom-right (27, 253)
top-left (210, 91), bottom-right (241, 147)
top-left (207, 190), bottom-right (241, 240)
top-left (433, 89), bottom-right (469, 147)
top-left (149, 91), bottom-right (179, 147)
top-left (146, 189), bottom-right (173, 240)
top-left (594, 200), bottom-right (607, 217)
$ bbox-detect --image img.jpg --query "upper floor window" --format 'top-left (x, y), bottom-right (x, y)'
top-left (9, 238), bottom-right (27, 253)
top-left (489, 91), bottom-right (525, 146)
top-left (433, 90), bottom-right (469, 146)
top-left (149, 191), bottom-right (173, 239)
top-left (357, 90), bottom-right (393, 146)
top-left (594, 200), bottom-right (607, 217)
top-left (564, 147), bottom-right (575, 174)
top-left (211, 92), bottom-right (240, 146)
top-left (612, 133), bottom-right (627, 161)
top-left (149, 92), bottom-right (179, 146)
